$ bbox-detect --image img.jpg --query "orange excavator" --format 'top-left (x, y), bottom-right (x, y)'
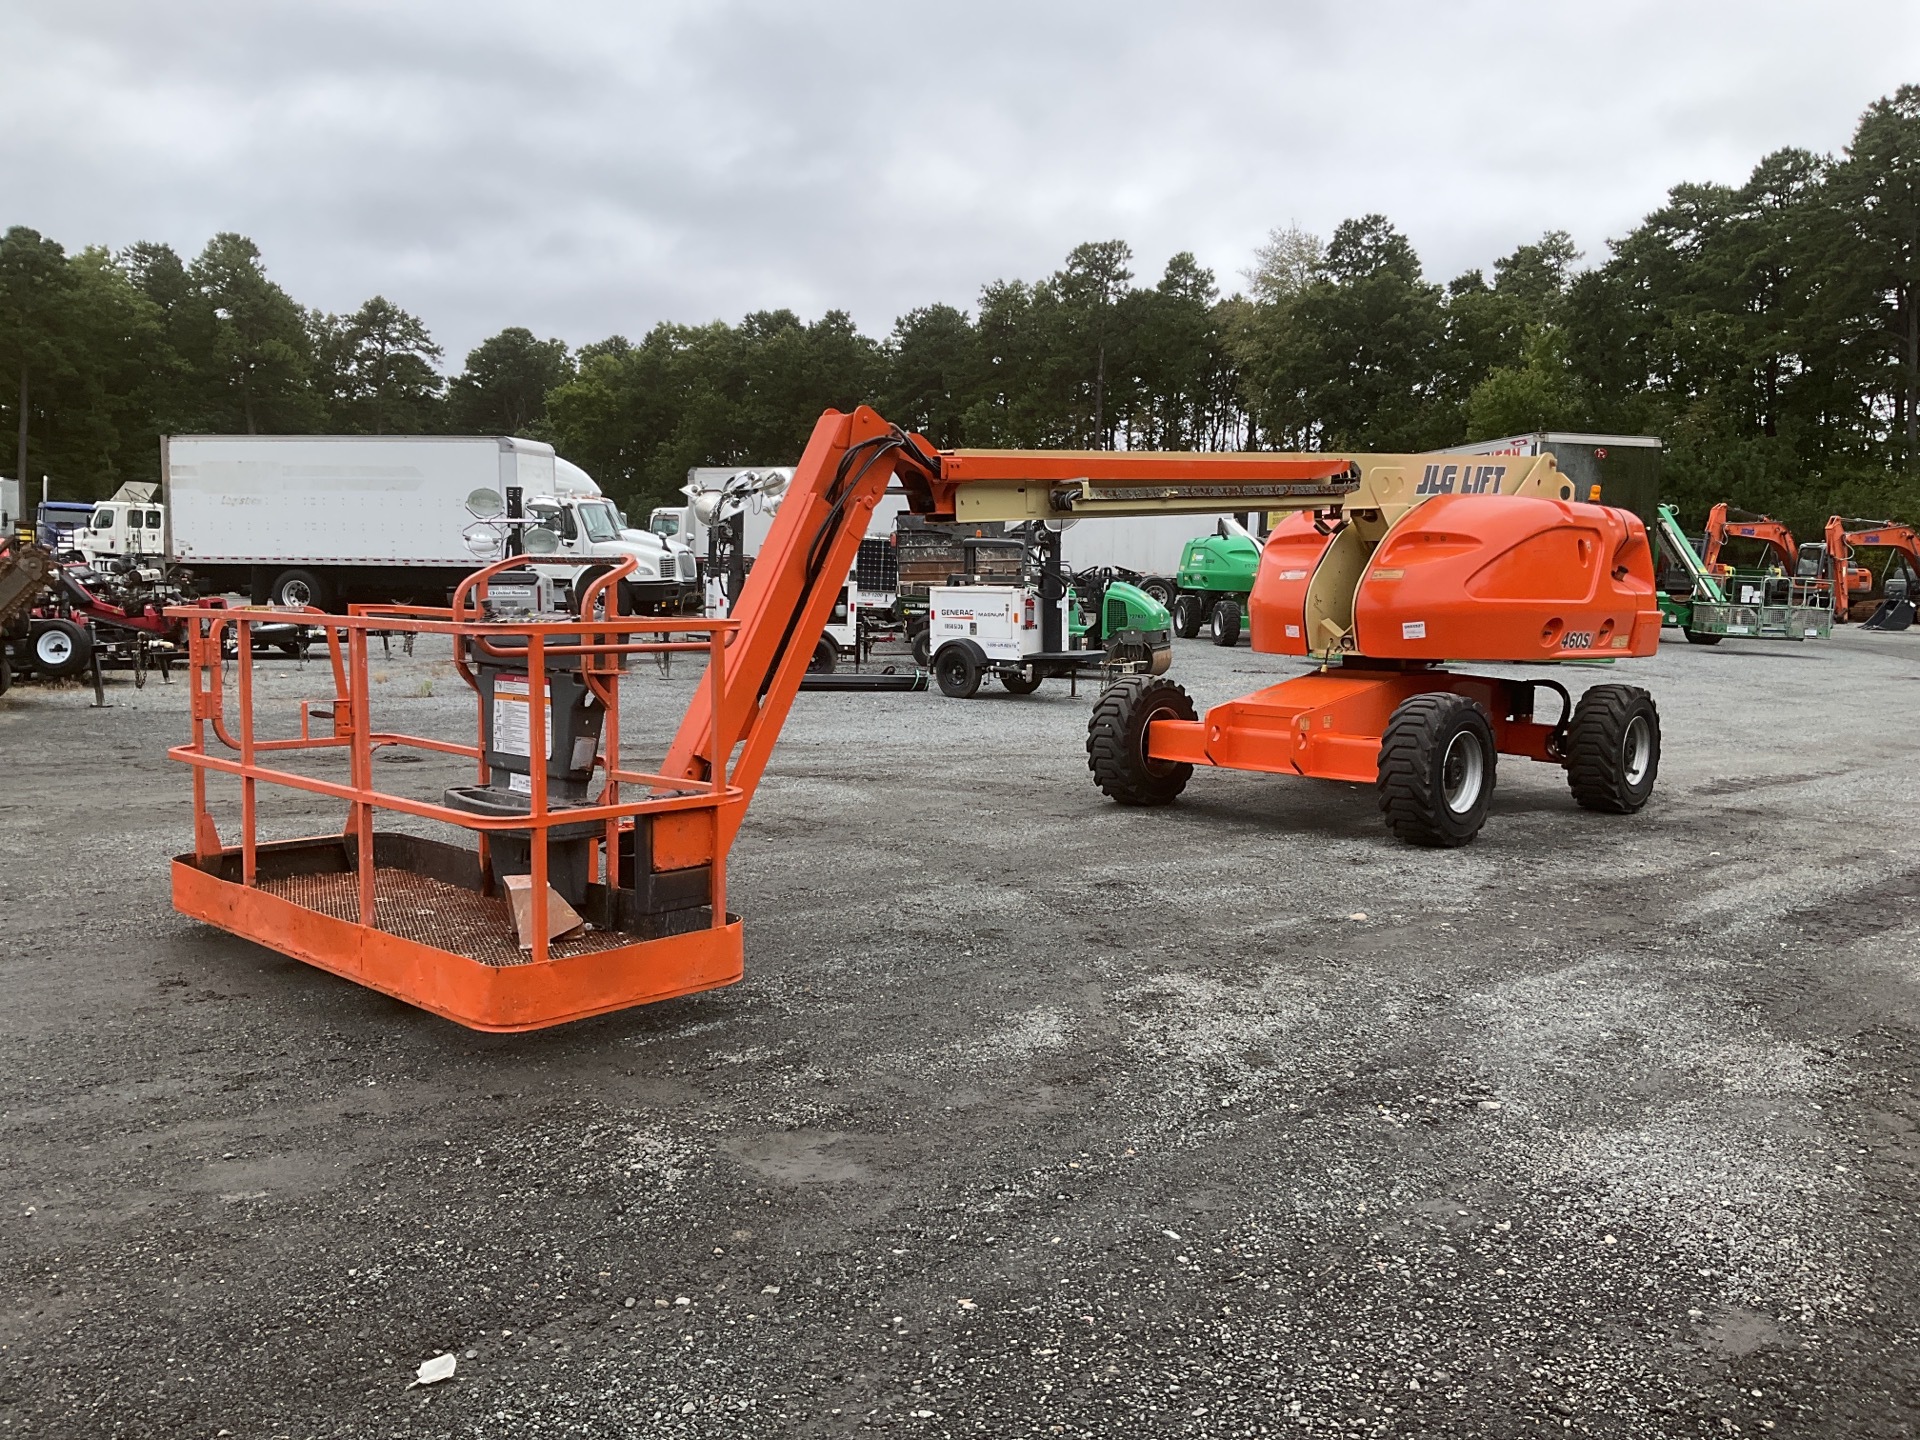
top-left (1805, 517), bottom-right (1920, 624)
top-left (1702, 503), bottom-right (1799, 576)
top-left (168, 408), bottom-right (1663, 1031)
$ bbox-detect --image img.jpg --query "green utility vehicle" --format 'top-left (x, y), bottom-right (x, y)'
top-left (1169, 518), bottom-right (1263, 646)
top-left (1654, 505), bottom-right (1831, 645)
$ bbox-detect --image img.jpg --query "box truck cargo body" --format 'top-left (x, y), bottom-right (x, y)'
top-left (161, 435), bottom-right (696, 611)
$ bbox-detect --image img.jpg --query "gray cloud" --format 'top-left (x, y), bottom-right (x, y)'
top-left (6, 0), bottom-right (1917, 362)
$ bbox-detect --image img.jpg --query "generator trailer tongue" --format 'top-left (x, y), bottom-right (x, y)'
top-left (169, 407), bottom-right (1663, 1031)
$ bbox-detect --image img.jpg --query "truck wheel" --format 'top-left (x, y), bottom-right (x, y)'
top-left (1000, 665), bottom-right (1043, 695)
top-left (1682, 627), bottom-right (1721, 646)
top-left (31, 619), bottom-right (92, 680)
top-left (1376, 693), bottom-right (1496, 847)
top-left (270, 569), bottom-right (333, 611)
top-left (1564, 684), bottom-right (1660, 814)
top-left (911, 627), bottom-right (931, 668)
top-left (1139, 576), bottom-right (1176, 609)
top-left (808, 636), bottom-right (838, 674)
top-left (1210, 598), bottom-right (1242, 647)
top-left (1171, 593), bottom-right (1202, 639)
top-left (933, 645), bottom-right (981, 699)
top-left (1086, 675), bottom-right (1197, 806)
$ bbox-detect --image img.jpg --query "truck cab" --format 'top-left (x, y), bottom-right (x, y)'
top-left (525, 473), bottom-right (697, 613)
top-left (75, 500), bottom-right (168, 563)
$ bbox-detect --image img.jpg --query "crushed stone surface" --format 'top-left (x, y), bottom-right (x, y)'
top-left (3, 628), bottom-right (1919, 1436)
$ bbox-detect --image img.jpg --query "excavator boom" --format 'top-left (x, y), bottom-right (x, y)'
top-left (1702, 502), bottom-right (1799, 574)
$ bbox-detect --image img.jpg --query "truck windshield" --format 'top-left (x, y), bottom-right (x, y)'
top-left (650, 512), bottom-right (680, 537)
top-left (577, 502), bottom-right (620, 543)
top-left (91, 509), bottom-right (114, 530)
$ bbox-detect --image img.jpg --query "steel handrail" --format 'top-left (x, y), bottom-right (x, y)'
top-left (169, 599), bottom-right (740, 967)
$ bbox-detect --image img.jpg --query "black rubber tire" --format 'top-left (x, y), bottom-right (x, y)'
top-left (0, 655), bottom-right (10, 697)
top-left (1139, 577), bottom-right (1176, 609)
top-left (1171, 593), bottom-right (1202, 639)
top-left (1086, 675), bottom-right (1197, 806)
top-left (1682, 627), bottom-right (1722, 646)
top-left (911, 627), bottom-right (932, 668)
top-left (1564, 684), bottom-right (1661, 814)
top-left (31, 619), bottom-right (92, 679)
top-left (270, 568), bottom-right (333, 611)
top-left (808, 636), bottom-right (838, 674)
top-left (1210, 598), bottom-right (1242, 647)
top-left (999, 666), bottom-right (1043, 695)
top-left (1376, 693), bottom-right (1497, 847)
top-left (934, 645), bottom-right (981, 699)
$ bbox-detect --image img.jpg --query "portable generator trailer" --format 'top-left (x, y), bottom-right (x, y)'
top-left (168, 407), bottom-right (1663, 1032)
top-left (919, 526), bottom-right (1173, 698)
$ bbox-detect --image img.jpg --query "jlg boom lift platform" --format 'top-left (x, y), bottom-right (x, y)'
top-left (170, 408), bottom-right (1663, 1031)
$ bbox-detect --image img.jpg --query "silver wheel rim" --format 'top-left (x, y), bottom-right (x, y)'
top-left (37, 631), bottom-right (73, 665)
top-left (1441, 730), bottom-right (1486, 814)
top-left (1623, 714), bottom-right (1652, 786)
top-left (282, 581), bottom-right (311, 607)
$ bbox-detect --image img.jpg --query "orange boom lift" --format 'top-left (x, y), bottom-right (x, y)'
top-left (170, 407), bottom-right (1662, 1031)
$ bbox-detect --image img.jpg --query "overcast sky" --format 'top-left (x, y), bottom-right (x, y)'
top-left (7, 1), bottom-right (1919, 365)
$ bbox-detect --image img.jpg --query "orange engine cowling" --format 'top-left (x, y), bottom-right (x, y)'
top-left (1353, 494), bottom-right (1661, 662)
top-left (1249, 511), bottom-right (1337, 656)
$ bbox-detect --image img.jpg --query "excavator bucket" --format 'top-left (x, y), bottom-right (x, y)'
top-left (1863, 599), bottom-right (1916, 631)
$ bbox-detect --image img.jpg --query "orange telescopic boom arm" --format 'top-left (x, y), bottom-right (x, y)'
top-left (660, 406), bottom-right (1360, 840)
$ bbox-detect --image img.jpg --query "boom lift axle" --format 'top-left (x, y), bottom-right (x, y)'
top-left (170, 408), bottom-right (1665, 1030)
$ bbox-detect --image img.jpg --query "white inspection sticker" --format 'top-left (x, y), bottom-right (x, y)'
top-left (1401, 620), bottom-right (1427, 640)
top-left (507, 770), bottom-right (532, 795)
top-left (1285, 624), bottom-right (1300, 638)
top-left (1278, 570), bottom-right (1308, 582)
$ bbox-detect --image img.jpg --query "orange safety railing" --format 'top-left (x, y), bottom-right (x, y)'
top-left (169, 557), bottom-right (742, 970)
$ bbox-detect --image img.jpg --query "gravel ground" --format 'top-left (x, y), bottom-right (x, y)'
top-left (4, 626), bottom-right (1920, 1438)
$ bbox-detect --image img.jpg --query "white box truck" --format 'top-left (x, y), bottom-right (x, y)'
top-left (139, 435), bottom-right (697, 612)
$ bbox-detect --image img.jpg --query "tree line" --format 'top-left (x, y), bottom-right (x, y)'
top-left (3, 86), bottom-right (1916, 536)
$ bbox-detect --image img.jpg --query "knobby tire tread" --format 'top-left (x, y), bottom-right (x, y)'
top-left (1087, 675), bottom-right (1196, 806)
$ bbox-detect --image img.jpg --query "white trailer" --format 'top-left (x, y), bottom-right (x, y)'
top-left (1057, 513), bottom-right (1238, 599)
top-left (151, 435), bottom-right (697, 612)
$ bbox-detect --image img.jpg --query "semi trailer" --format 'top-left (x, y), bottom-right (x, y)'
top-left (133, 436), bottom-right (698, 613)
